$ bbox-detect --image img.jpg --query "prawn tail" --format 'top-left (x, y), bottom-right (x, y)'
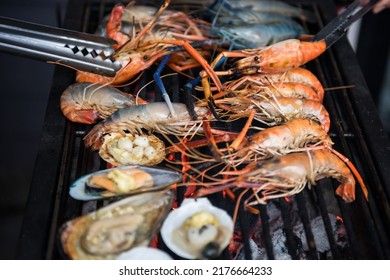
top-left (335, 181), bottom-right (356, 203)
top-left (299, 40), bottom-right (327, 65)
top-left (329, 147), bottom-right (368, 202)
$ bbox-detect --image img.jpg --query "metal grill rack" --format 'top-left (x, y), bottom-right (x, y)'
top-left (17, 0), bottom-right (390, 260)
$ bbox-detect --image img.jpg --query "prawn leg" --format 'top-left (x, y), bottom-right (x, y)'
top-left (153, 54), bottom-right (177, 117)
top-left (184, 78), bottom-right (202, 121)
top-left (158, 39), bottom-right (223, 91)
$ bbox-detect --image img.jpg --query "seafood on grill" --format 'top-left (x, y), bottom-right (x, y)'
top-left (99, 133), bottom-right (165, 166)
top-left (76, 0), bottom-right (223, 91)
top-left (69, 165), bottom-right (181, 201)
top-left (254, 82), bottom-right (322, 102)
top-left (169, 118), bottom-right (332, 167)
top-left (160, 198), bottom-right (233, 259)
top-left (216, 96), bottom-right (330, 132)
top-left (204, 39), bottom-right (326, 80)
top-left (60, 190), bottom-right (173, 259)
top-left (168, 0), bottom-right (314, 24)
top-left (223, 67), bottom-right (325, 102)
top-left (230, 119), bottom-right (332, 163)
top-left (60, 82), bottom-right (146, 124)
top-left (234, 39), bottom-right (326, 75)
top-left (211, 0), bottom-right (315, 23)
top-left (195, 149), bottom-right (367, 206)
top-left (105, 3), bottom-right (208, 50)
top-left (211, 82), bottom-right (322, 104)
top-left (83, 102), bottom-right (211, 151)
top-left (210, 21), bottom-right (305, 49)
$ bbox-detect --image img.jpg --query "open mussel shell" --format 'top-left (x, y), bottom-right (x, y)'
top-left (60, 190), bottom-right (173, 260)
top-left (69, 165), bottom-right (182, 201)
top-left (161, 198), bottom-right (234, 260)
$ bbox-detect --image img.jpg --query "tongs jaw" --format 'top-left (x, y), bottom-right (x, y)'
top-left (0, 16), bottom-right (121, 77)
top-left (313, 0), bottom-right (379, 48)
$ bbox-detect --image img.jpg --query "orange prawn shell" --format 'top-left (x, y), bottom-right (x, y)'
top-left (75, 48), bottom-right (167, 86)
top-left (243, 149), bottom-right (356, 203)
top-left (236, 39), bottom-right (326, 74)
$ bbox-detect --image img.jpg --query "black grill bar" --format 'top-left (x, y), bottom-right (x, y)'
top-left (295, 192), bottom-right (319, 260)
top-left (259, 204), bottom-right (275, 260)
top-left (17, 0), bottom-right (390, 260)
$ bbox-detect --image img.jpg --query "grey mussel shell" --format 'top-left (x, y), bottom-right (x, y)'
top-left (69, 165), bottom-right (182, 201)
top-left (60, 190), bottom-right (173, 259)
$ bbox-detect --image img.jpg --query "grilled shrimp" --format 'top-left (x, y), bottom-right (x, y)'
top-left (217, 96), bottom-right (330, 132)
top-left (223, 0), bottom-right (315, 22)
top-left (224, 68), bottom-right (324, 102)
top-left (195, 149), bottom-right (359, 205)
top-left (77, 1), bottom-right (222, 90)
top-left (60, 83), bottom-right (143, 124)
top-left (83, 102), bottom-right (210, 151)
top-left (167, 118), bottom-right (331, 167)
top-left (242, 149), bottom-right (358, 204)
top-left (234, 39), bottom-right (326, 75)
top-left (208, 21), bottom-right (304, 49)
top-left (105, 5), bottom-right (129, 49)
top-left (260, 83), bottom-right (321, 102)
top-left (216, 82), bottom-right (322, 103)
top-left (230, 118), bottom-right (331, 164)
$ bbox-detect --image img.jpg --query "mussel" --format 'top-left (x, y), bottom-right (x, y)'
top-left (161, 198), bottom-right (234, 259)
top-left (69, 165), bottom-right (182, 201)
top-left (99, 132), bottom-right (165, 166)
top-left (60, 190), bottom-right (173, 260)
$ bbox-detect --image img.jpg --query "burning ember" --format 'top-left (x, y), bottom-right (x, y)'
top-left (230, 200), bottom-right (348, 260)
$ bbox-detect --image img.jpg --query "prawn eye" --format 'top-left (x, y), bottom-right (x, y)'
top-left (254, 56), bottom-right (259, 62)
top-left (143, 55), bottom-right (149, 60)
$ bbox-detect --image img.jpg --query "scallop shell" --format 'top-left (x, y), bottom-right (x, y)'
top-left (99, 132), bottom-right (165, 166)
top-left (60, 190), bottom-right (173, 260)
top-left (160, 198), bottom-right (234, 259)
top-left (69, 165), bottom-right (182, 201)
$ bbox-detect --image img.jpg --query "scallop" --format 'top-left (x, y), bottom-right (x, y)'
top-left (69, 165), bottom-right (182, 201)
top-left (160, 198), bottom-right (234, 259)
top-left (99, 132), bottom-right (165, 166)
top-left (60, 190), bottom-right (173, 260)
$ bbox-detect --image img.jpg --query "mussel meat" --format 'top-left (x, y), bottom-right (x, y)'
top-left (69, 165), bottom-right (182, 201)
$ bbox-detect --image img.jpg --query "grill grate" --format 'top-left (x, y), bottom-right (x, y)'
top-left (17, 0), bottom-right (390, 260)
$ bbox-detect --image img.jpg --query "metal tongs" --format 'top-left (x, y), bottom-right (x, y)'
top-left (0, 16), bottom-right (121, 77)
top-left (313, 0), bottom-right (379, 48)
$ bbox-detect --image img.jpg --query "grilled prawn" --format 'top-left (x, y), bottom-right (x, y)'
top-left (83, 102), bottom-right (210, 151)
top-left (223, 67), bottom-right (324, 102)
top-left (167, 118), bottom-right (331, 166)
top-left (60, 83), bottom-right (145, 124)
top-left (216, 96), bottom-right (330, 132)
top-left (195, 149), bottom-right (367, 206)
top-left (230, 118), bottom-right (331, 164)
